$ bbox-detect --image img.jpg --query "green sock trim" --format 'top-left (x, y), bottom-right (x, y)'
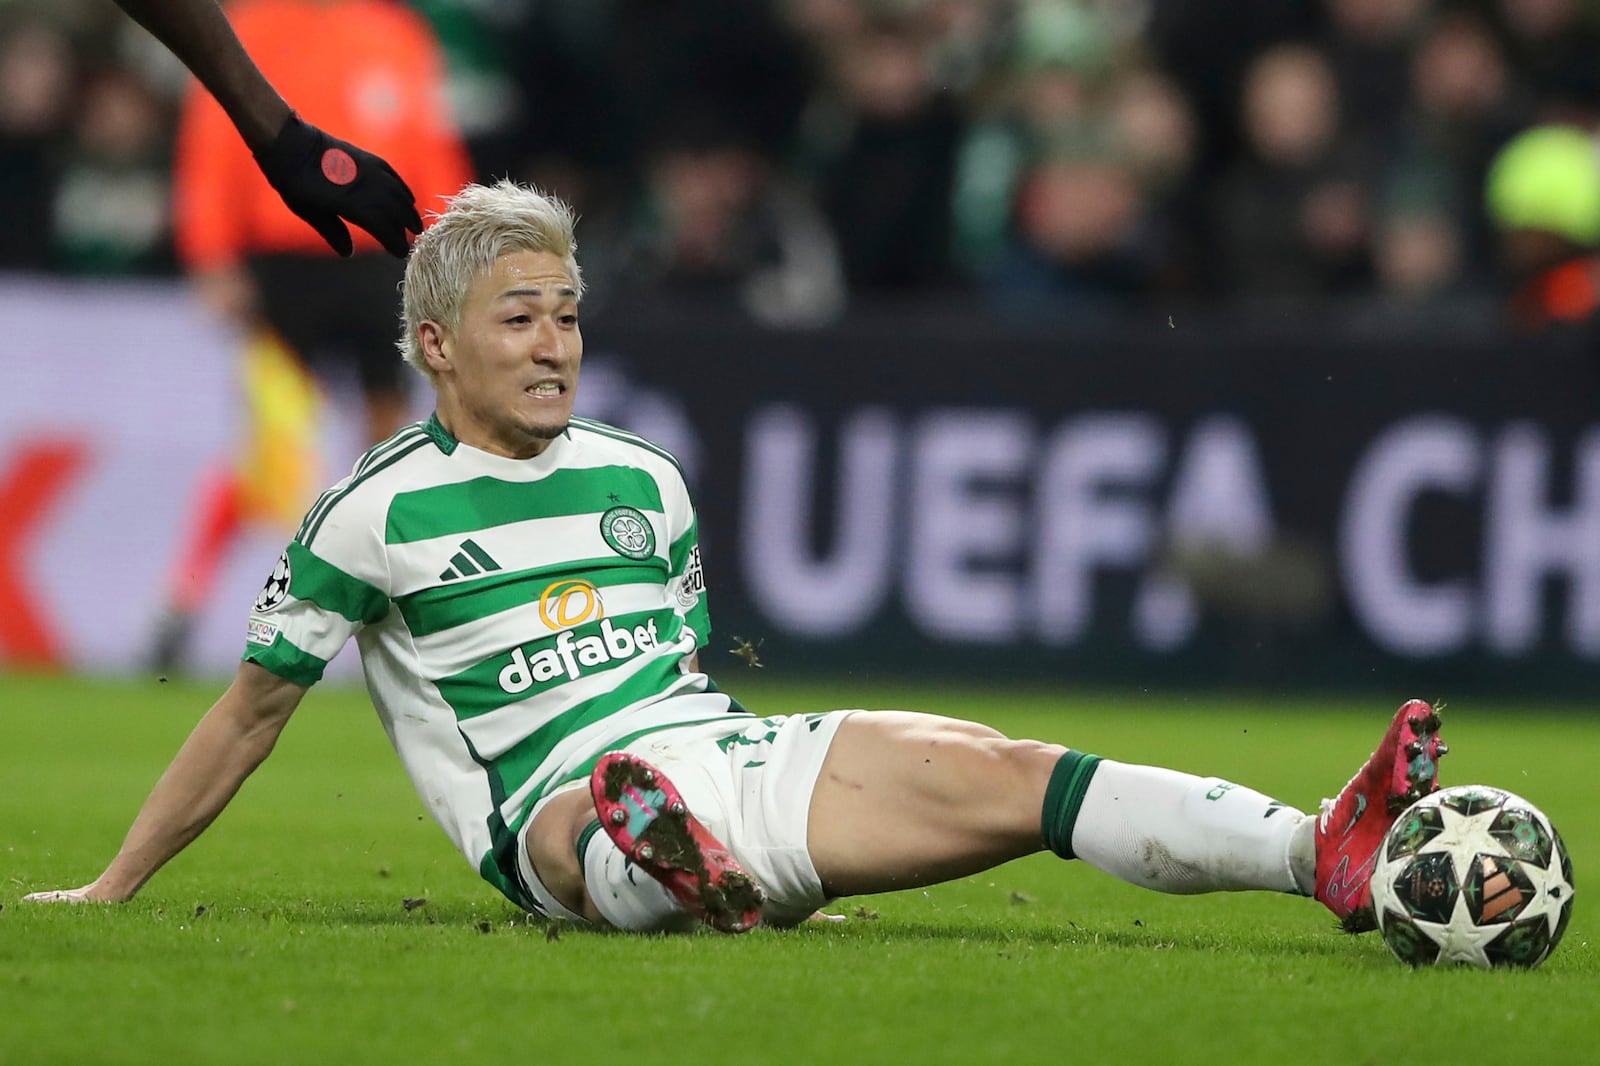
top-left (575, 818), bottom-right (605, 864)
top-left (1041, 750), bottom-right (1103, 860)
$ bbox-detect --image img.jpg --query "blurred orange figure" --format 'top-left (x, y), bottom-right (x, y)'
top-left (157, 0), bottom-right (472, 672)
top-left (174, 0), bottom-right (471, 444)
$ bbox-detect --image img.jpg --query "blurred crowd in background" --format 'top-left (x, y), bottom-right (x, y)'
top-left (4, 0), bottom-right (1600, 327)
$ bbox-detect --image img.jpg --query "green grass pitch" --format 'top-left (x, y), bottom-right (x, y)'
top-left (2, 671), bottom-right (1594, 1065)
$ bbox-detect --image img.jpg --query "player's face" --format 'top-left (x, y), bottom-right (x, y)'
top-left (424, 250), bottom-right (582, 459)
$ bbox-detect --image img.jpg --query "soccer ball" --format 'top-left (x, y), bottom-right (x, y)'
top-left (1372, 784), bottom-right (1575, 969)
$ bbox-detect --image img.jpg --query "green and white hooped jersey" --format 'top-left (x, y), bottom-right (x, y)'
top-left (242, 414), bottom-right (750, 907)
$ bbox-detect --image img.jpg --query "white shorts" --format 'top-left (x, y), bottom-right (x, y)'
top-left (517, 709), bottom-right (857, 927)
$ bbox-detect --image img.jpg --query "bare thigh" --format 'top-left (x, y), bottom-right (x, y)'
top-left (806, 710), bottom-right (1066, 898)
top-left (526, 788), bottom-right (606, 923)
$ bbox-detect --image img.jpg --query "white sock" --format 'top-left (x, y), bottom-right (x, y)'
top-left (1069, 760), bottom-right (1316, 895)
top-left (578, 820), bottom-right (697, 932)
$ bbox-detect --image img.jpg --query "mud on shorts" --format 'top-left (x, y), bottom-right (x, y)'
top-left (517, 710), bottom-right (857, 928)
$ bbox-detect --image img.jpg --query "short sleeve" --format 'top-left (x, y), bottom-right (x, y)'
top-left (661, 466), bottom-right (710, 650)
top-left (242, 499), bottom-right (391, 685)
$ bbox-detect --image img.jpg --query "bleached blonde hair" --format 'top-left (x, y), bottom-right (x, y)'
top-left (397, 180), bottom-right (584, 376)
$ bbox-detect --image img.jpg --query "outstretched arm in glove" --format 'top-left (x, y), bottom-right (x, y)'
top-left (111, 0), bottom-right (422, 256)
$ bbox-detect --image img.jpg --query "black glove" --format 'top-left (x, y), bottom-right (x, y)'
top-left (251, 112), bottom-right (424, 258)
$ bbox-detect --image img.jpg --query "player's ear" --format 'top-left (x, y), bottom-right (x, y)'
top-left (418, 320), bottom-right (451, 374)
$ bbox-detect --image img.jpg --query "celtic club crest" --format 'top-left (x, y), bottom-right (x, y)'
top-left (599, 506), bottom-right (655, 560)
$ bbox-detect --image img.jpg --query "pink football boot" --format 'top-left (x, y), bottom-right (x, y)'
top-left (591, 751), bottom-right (765, 933)
top-left (1314, 699), bottom-right (1447, 931)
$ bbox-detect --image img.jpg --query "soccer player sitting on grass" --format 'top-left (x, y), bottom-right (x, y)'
top-left (26, 182), bottom-right (1448, 935)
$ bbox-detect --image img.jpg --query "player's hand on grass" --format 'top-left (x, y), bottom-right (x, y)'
top-left (22, 883), bottom-right (123, 904)
top-left (253, 112), bottom-right (423, 258)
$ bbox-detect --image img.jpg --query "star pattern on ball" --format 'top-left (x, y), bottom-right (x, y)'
top-left (1372, 786), bottom-right (1573, 969)
top-left (1429, 882), bottom-right (1505, 968)
top-left (1405, 805), bottom-right (1508, 968)
top-left (1412, 803), bottom-right (1504, 869)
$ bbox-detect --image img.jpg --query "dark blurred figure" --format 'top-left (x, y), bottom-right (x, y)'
top-left (1321, 0), bottom-right (1429, 152)
top-left (1211, 44), bottom-right (1375, 302)
top-left (923, 0), bottom-right (1011, 95)
top-left (1371, 171), bottom-right (1471, 310)
top-left (1495, 0), bottom-right (1600, 124)
top-left (1144, 0), bottom-right (1320, 183)
top-left (968, 1), bottom-right (1200, 317)
top-left (1110, 67), bottom-right (1202, 201)
top-left (52, 66), bottom-right (176, 275)
top-left (1107, 65), bottom-right (1204, 297)
top-left (784, 0), bottom-right (867, 44)
top-left (581, 111), bottom-right (844, 328)
top-left (799, 5), bottom-right (964, 292)
top-left (1382, 9), bottom-right (1525, 293)
top-left (0, 20), bottom-right (75, 271)
top-left (410, 0), bottom-right (528, 182)
top-left (505, 0), bottom-right (812, 220)
top-left (984, 151), bottom-right (1152, 318)
top-left (951, 0), bottom-right (1118, 276)
top-left (1484, 124), bottom-right (1600, 332)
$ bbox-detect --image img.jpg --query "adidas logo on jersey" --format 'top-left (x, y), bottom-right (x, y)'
top-left (498, 617), bottom-right (661, 694)
top-left (439, 539), bottom-right (502, 582)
